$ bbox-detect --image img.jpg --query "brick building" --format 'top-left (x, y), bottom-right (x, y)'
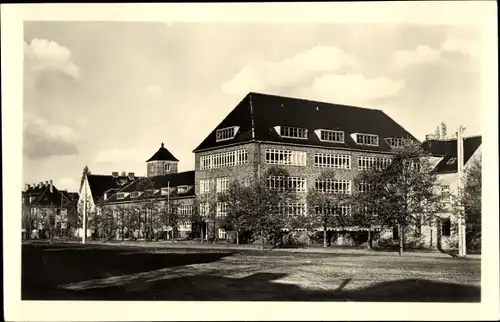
top-left (22, 180), bottom-right (79, 239)
top-left (99, 143), bottom-right (196, 239)
top-left (193, 92), bottom-right (419, 243)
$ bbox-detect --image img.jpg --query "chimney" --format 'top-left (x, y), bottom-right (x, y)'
top-left (128, 172), bottom-right (135, 180)
top-left (50, 180), bottom-right (53, 193)
top-left (112, 171), bottom-right (119, 178)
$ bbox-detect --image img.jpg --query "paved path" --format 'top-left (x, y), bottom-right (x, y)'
top-left (51, 239), bottom-right (481, 259)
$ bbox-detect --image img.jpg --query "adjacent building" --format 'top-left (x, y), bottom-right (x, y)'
top-left (22, 180), bottom-right (79, 239)
top-left (193, 92), bottom-right (419, 242)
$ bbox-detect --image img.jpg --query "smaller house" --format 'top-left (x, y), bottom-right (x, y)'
top-left (22, 180), bottom-right (79, 239)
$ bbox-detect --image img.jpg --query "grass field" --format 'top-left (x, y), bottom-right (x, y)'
top-left (22, 243), bottom-right (480, 301)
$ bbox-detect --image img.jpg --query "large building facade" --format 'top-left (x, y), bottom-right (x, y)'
top-left (193, 92), bottom-right (420, 244)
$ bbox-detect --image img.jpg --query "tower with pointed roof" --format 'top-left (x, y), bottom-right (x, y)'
top-left (146, 142), bottom-right (179, 177)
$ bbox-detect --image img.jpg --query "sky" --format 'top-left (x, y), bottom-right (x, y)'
top-left (23, 21), bottom-right (482, 192)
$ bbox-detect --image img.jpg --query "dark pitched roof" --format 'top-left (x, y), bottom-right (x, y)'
top-left (86, 174), bottom-right (139, 202)
top-left (146, 143), bottom-right (179, 162)
top-left (422, 136), bottom-right (482, 174)
top-left (103, 171), bottom-right (195, 203)
top-left (193, 92), bottom-right (418, 152)
top-left (23, 184), bottom-right (78, 208)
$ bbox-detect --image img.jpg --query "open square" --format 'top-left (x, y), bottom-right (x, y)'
top-left (22, 243), bottom-right (480, 301)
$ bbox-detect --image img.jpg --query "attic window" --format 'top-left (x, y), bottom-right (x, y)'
top-left (130, 191), bottom-right (140, 198)
top-left (318, 129), bottom-right (344, 143)
top-left (278, 126), bottom-right (308, 139)
top-left (446, 158), bottom-right (457, 165)
top-left (161, 187), bottom-right (172, 195)
top-left (144, 189), bottom-right (155, 197)
top-left (177, 185), bottom-right (189, 193)
top-left (354, 133), bottom-right (379, 146)
top-left (116, 193), bottom-right (125, 200)
top-left (385, 137), bottom-right (412, 148)
top-left (216, 126), bottom-right (239, 142)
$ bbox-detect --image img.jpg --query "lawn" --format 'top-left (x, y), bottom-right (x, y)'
top-left (22, 243), bottom-right (480, 301)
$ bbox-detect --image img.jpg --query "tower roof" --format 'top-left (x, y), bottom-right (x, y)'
top-left (146, 142), bottom-right (179, 162)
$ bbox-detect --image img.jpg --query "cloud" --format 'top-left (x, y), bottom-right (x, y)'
top-left (95, 148), bottom-right (150, 164)
top-left (57, 177), bottom-right (78, 191)
top-left (392, 45), bottom-right (442, 70)
top-left (441, 37), bottom-right (479, 58)
top-left (299, 73), bottom-right (405, 106)
top-left (23, 112), bottom-right (79, 159)
top-left (76, 117), bottom-right (87, 126)
top-left (24, 38), bottom-right (80, 80)
top-left (222, 45), bottom-right (358, 97)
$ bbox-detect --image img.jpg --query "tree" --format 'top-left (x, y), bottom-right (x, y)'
top-left (353, 140), bottom-right (448, 255)
top-left (462, 156), bottom-right (481, 252)
top-left (197, 179), bottom-right (220, 243)
top-left (218, 179), bottom-right (249, 245)
top-left (240, 166), bottom-right (297, 250)
top-left (306, 170), bottom-right (352, 248)
top-left (136, 177), bottom-right (157, 241)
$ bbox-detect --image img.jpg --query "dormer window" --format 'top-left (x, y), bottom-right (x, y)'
top-left (161, 187), bottom-right (172, 195)
top-left (130, 191), bottom-right (140, 198)
top-left (177, 185), bottom-right (189, 194)
top-left (316, 129), bottom-right (345, 143)
top-left (353, 133), bottom-right (379, 146)
top-left (116, 193), bottom-right (125, 200)
top-left (216, 126), bottom-right (240, 142)
top-left (275, 126), bottom-right (308, 139)
top-left (446, 158), bottom-right (457, 165)
top-left (385, 137), bottom-right (412, 148)
top-left (144, 189), bottom-right (155, 197)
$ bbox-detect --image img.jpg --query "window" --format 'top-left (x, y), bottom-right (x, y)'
top-left (165, 164), bottom-right (171, 172)
top-left (200, 149), bottom-right (248, 170)
top-left (355, 134), bottom-right (379, 146)
top-left (319, 130), bottom-right (345, 143)
top-left (218, 228), bottom-right (227, 239)
top-left (116, 193), bottom-right (125, 200)
top-left (441, 218), bottom-right (451, 237)
top-left (314, 205), bottom-right (351, 217)
top-left (267, 176), bottom-right (307, 192)
top-left (358, 156), bottom-right (392, 171)
top-left (314, 153), bottom-right (351, 169)
top-left (161, 187), bottom-right (172, 195)
top-left (265, 149), bottom-right (307, 166)
top-left (278, 126), bottom-right (308, 139)
top-left (216, 126), bottom-right (239, 142)
top-left (177, 185), bottom-right (189, 194)
top-left (216, 202), bottom-right (227, 217)
top-left (144, 189), bottom-right (155, 197)
top-left (130, 191), bottom-right (140, 198)
top-left (446, 158), bottom-right (457, 165)
top-left (178, 205), bottom-right (193, 217)
top-left (200, 179), bottom-right (213, 194)
top-left (314, 179), bottom-right (351, 194)
top-left (279, 203), bottom-right (307, 217)
top-left (199, 203), bottom-right (210, 217)
top-left (216, 177), bottom-right (229, 193)
top-left (358, 181), bottom-right (372, 193)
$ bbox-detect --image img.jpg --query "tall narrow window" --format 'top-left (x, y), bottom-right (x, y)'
top-left (441, 218), bottom-right (451, 237)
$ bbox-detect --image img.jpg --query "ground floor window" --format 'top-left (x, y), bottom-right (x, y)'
top-left (392, 226), bottom-right (399, 240)
top-left (218, 228), bottom-right (227, 240)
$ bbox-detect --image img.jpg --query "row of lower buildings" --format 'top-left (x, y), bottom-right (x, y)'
top-left (23, 92), bottom-right (482, 248)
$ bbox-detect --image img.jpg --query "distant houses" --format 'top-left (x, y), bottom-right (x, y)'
top-left (22, 180), bottom-right (79, 240)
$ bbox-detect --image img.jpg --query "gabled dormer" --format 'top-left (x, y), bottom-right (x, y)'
top-left (216, 126), bottom-right (240, 142)
top-left (351, 133), bottom-right (379, 147)
top-left (274, 125), bottom-right (308, 139)
top-left (315, 129), bottom-right (345, 143)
